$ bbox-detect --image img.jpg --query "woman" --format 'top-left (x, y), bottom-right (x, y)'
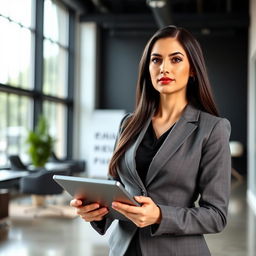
top-left (71, 25), bottom-right (231, 256)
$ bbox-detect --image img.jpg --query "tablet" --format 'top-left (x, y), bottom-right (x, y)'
top-left (53, 175), bottom-right (140, 221)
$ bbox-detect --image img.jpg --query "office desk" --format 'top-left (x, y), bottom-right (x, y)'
top-left (0, 170), bottom-right (29, 229)
top-left (0, 170), bottom-right (29, 189)
top-left (0, 162), bottom-right (72, 189)
top-left (27, 162), bottom-right (72, 172)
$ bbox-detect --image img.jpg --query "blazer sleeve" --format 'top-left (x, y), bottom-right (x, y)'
top-left (90, 113), bottom-right (131, 235)
top-left (152, 118), bottom-right (231, 236)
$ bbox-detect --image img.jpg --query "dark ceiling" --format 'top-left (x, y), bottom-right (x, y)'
top-left (78, 0), bottom-right (248, 15)
top-left (64, 0), bottom-right (249, 34)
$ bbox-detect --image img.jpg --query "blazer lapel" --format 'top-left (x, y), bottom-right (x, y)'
top-left (125, 115), bottom-right (153, 189)
top-left (145, 104), bottom-right (200, 187)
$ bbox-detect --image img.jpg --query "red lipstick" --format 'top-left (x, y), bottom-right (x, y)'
top-left (158, 77), bottom-right (174, 85)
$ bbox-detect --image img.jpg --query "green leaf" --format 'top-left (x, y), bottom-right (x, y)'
top-left (26, 115), bottom-right (55, 167)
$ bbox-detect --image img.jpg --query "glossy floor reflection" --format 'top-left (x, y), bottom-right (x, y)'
top-left (0, 180), bottom-right (255, 256)
top-left (206, 179), bottom-right (250, 256)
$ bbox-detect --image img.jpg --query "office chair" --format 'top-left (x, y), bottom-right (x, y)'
top-left (8, 155), bottom-right (28, 170)
top-left (229, 141), bottom-right (244, 183)
top-left (19, 169), bottom-right (70, 217)
top-left (8, 155), bottom-right (43, 173)
top-left (49, 151), bottom-right (86, 175)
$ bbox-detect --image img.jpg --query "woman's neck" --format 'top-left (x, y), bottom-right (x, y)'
top-left (154, 95), bottom-right (188, 122)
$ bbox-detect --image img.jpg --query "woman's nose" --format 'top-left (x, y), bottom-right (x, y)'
top-left (160, 60), bottom-right (170, 74)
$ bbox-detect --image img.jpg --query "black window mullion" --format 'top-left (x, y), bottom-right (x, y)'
top-left (18, 96), bottom-right (22, 153)
top-left (66, 9), bottom-right (75, 158)
top-left (34, 0), bottom-right (44, 128)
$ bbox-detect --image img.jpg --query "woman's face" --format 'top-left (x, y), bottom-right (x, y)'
top-left (149, 37), bottom-right (192, 98)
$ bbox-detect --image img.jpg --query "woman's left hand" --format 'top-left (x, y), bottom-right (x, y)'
top-left (112, 196), bottom-right (162, 228)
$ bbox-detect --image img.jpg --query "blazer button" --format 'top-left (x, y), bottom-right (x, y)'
top-left (141, 190), bottom-right (146, 196)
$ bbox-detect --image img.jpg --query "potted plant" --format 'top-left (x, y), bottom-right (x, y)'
top-left (26, 115), bottom-right (55, 168)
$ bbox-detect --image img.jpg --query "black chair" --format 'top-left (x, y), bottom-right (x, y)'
top-left (19, 169), bottom-right (70, 217)
top-left (8, 155), bottom-right (43, 173)
top-left (49, 152), bottom-right (86, 175)
top-left (8, 155), bottom-right (27, 170)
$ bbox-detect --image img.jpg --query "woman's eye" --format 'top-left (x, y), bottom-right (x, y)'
top-left (171, 57), bottom-right (182, 63)
top-left (151, 58), bottom-right (161, 63)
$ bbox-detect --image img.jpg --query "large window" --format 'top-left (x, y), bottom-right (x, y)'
top-left (0, 0), bottom-right (75, 167)
top-left (0, 0), bottom-right (35, 89)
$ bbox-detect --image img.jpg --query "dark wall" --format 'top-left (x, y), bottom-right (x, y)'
top-left (98, 28), bottom-right (248, 174)
top-left (200, 31), bottom-right (248, 174)
top-left (199, 31), bottom-right (247, 146)
top-left (99, 30), bottom-right (151, 112)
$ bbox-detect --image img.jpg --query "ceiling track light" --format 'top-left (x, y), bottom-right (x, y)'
top-left (147, 0), bottom-right (166, 8)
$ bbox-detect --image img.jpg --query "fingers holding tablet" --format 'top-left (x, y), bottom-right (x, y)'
top-left (54, 175), bottom-right (138, 221)
top-left (70, 199), bottom-right (109, 222)
top-left (70, 198), bottom-right (83, 207)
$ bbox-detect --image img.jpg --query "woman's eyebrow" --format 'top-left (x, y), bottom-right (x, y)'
top-left (151, 51), bottom-right (185, 57)
top-left (169, 51), bottom-right (184, 57)
top-left (151, 53), bottom-right (162, 57)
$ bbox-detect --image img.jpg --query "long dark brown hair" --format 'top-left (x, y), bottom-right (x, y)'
top-left (109, 25), bottom-right (219, 177)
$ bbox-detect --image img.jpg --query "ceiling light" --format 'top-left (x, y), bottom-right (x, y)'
top-left (201, 28), bottom-right (211, 35)
top-left (147, 0), bottom-right (166, 8)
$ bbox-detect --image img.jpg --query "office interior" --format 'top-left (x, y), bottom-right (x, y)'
top-left (0, 0), bottom-right (256, 255)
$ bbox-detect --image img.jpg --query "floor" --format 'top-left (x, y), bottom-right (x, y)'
top-left (0, 179), bottom-right (255, 256)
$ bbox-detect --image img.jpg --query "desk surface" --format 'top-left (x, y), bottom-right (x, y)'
top-left (45, 162), bottom-right (72, 170)
top-left (0, 170), bottom-right (29, 182)
top-left (27, 162), bottom-right (72, 172)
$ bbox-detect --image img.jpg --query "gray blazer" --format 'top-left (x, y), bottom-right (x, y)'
top-left (92, 104), bottom-right (231, 256)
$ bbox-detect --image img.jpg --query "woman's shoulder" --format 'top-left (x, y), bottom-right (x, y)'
top-left (199, 109), bottom-right (231, 133)
top-left (199, 109), bottom-right (230, 123)
top-left (186, 104), bottom-right (230, 128)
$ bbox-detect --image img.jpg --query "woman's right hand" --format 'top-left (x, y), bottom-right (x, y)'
top-left (70, 199), bottom-right (109, 222)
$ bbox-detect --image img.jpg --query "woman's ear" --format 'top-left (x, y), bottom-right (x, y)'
top-left (189, 69), bottom-right (195, 77)
top-left (188, 70), bottom-right (196, 83)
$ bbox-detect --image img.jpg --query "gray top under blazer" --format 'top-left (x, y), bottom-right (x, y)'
top-left (91, 104), bottom-right (231, 256)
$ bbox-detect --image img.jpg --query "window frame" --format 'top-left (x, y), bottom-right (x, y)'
top-left (0, 0), bottom-right (75, 168)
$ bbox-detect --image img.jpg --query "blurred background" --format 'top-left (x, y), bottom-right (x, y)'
top-left (0, 0), bottom-right (255, 255)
